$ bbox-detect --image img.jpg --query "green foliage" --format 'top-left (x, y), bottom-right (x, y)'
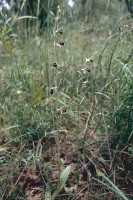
top-left (33, 84), bottom-right (47, 105)
top-left (112, 79), bottom-right (133, 147)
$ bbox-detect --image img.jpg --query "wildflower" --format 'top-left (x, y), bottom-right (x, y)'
top-left (52, 62), bottom-right (58, 68)
top-left (59, 107), bottom-right (66, 114)
top-left (57, 107), bottom-right (66, 114)
top-left (56, 41), bottom-right (64, 47)
top-left (86, 57), bottom-right (93, 63)
top-left (56, 28), bottom-right (63, 34)
top-left (50, 87), bottom-right (57, 95)
top-left (81, 67), bottom-right (91, 74)
top-left (83, 81), bottom-right (89, 87)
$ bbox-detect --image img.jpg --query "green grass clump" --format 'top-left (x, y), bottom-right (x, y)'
top-left (111, 78), bottom-right (133, 147)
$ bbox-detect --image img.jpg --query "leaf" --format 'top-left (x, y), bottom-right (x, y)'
top-left (45, 185), bottom-right (51, 200)
top-left (96, 170), bottom-right (129, 200)
top-left (15, 16), bottom-right (37, 21)
top-left (51, 166), bottom-right (71, 200)
top-left (33, 84), bottom-right (46, 105)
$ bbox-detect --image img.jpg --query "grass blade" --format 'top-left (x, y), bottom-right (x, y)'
top-left (96, 170), bottom-right (129, 200)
